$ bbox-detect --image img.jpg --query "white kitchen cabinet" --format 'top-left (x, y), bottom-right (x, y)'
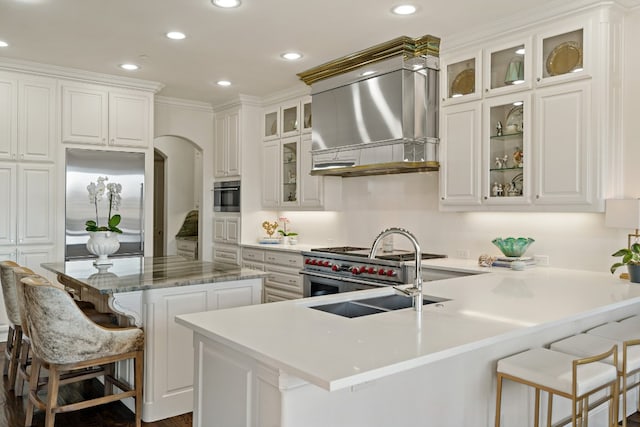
top-left (439, 102), bottom-right (482, 207)
top-left (214, 107), bottom-right (240, 177)
top-left (536, 25), bottom-right (590, 87)
top-left (213, 243), bottom-right (241, 265)
top-left (241, 246), bottom-right (304, 301)
top-left (61, 83), bottom-right (151, 148)
top-left (0, 73), bottom-right (56, 162)
top-left (299, 133), bottom-right (323, 207)
top-left (534, 81), bottom-right (591, 206)
top-left (483, 37), bottom-right (532, 97)
top-left (214, 216), bottom-right (240, 265)
top-left (261, 140), bottom-right (279, 208)
top-left (440, 50), bottom-right (482, 106)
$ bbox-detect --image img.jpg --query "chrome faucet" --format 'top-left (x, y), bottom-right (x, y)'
top-left (369, 227), bottom-right (423, 313)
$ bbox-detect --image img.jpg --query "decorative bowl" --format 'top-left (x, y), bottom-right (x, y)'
top-left (492, 237), bottom-right (535, 257)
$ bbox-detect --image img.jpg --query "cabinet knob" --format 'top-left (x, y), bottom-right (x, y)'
top-left (536, 77), bottom-right (541, 82)
top-left (484, 196), bottom-right (488, 200)
top-left (441, 197), bottom-right (445, 201)
top-left (536, 195), bottom-right (540, 199)
top-left (485, 89), bottom-right (489, 93)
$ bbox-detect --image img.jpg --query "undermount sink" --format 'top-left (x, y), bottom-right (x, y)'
top-left (309, 293), bottom-right (450, 318)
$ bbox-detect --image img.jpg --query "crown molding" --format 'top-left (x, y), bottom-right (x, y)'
top-left (261, 85), bottom-right (311, 106)
top-left (155, 96), bottom-right (214, 113)
top-left (0, 56), bottom-right (164, 93)
top-left (212, 94), bottom-right (263, 112)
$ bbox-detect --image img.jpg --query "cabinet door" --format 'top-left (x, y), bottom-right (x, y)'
top-left (261, 140), bottom-right (279, 208)
top-left (0, 164), bottom-right (17, 246)
top-left (0, 75), bottom-right (17, 160)
top-left (108, 91), bottom-right (150, 147)
top-left (301, 96), bottom-right (312, 134)
top-left (280, 100), bottom-right (300, 138)
top-left (534, 82), bottom-right (591, 206)
top-left (439, 102), bottom-right (482, 206)
top-left (18, 164), bottom-right (55, 245)
top-left (19, 77), bottom-right (56, 161)
top-left (440, 51), bottom-right (482, 106)
top-left (225, 218), bottom-right (239, 244)
top-left (226, 109), bottom-right (240, 176)
top-left (17, 246), bottom-right (54, 276)
top-left (299, 134), bottom-right (323, 207)
top-left (213, 218), bottom-right (227, 242)
top-left (536, 24), bottom-right (590, 87)
top-left (262, 106), bottom-right (279, 140)
top-left (214, 114), bottom-right (227, 177)
top-left (61, 85), bottom-right (108, 145)
top-left (280, 137), bottom-right (299, 207)
top-left (483, 38), bottom-right (532, 98)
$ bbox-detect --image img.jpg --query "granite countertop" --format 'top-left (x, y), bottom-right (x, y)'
top-left (42, 256), bottom-right (267, 294)
top-left (176, 263), bottom-right (640, 391)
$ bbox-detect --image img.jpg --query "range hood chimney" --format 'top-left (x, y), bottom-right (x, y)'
top-left (297, 35), bottom-right (440, 177)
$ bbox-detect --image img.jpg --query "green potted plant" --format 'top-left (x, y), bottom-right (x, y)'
top-left (610, 243), bottom-right (640, 283)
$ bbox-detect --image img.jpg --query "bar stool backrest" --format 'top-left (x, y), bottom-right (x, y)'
top-left (0, 261), bottom-right (23, 326)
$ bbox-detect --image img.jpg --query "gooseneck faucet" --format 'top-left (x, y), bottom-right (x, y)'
top-left (369, 227), bottom-right (423, 313)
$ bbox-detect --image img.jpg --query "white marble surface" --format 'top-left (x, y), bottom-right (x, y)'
top-left (176, 260), bottom-right (640, 391)
top-left (241, 242), bottom-right (320, 252)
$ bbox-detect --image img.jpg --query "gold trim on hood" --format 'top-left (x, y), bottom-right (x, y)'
top-left (297, 35), bottom-right (440, 85)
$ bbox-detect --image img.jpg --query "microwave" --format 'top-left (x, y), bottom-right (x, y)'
top-left (213, 181), bottom-right (240, 212)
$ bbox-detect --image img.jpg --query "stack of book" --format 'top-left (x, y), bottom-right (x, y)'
top-left (492, 256), bottom-right (536, 268)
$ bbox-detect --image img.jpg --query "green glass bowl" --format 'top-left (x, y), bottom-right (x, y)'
top-left (492, 237), bottom-right (535, 257)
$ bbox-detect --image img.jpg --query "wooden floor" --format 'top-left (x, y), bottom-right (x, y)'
top-left (0, 345), bottom-right (191, 427)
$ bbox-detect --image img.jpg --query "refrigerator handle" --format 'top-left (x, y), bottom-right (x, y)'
top-left (140, 183), bottom-right (144, 253)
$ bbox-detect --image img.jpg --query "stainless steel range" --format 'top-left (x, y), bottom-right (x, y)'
top-left (301, 246), bottom-right (447, 297)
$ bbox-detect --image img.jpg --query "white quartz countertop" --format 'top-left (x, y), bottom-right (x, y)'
top-left (176, 261), bottom-right (640, 391)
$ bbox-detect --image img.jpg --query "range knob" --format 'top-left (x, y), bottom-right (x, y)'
top-left (332, 264), bottom-right (340, 271)
top-left (359, 266), bottom-right (367, 273)
top-left (367, 267), bottom-right (375, 274)
top-left (351, 267), bottom-right (360, 275)
top-left (386, 269), bottom-right (397, 277)
top-left (305, 259), bottom-right (311, 264)
top-left (310, 259), bottom-right (318, 265)
top-left (323, 261), bottom-right (331, 267)
top-left (378, 268), bottom-right (386, 275)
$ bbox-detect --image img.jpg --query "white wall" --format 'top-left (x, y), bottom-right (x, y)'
top-left (623, 7), bottom-right (640, 195)
top-left (154, 136), bottom-right (199, 255)
top-left (154, 97), bottom-right (214, 260)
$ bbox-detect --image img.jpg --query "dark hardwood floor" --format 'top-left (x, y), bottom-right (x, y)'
top-left (0, 345), bottom-right (191, 427)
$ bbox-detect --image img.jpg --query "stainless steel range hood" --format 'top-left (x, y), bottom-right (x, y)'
top-left (298, 35), bottom-right (440, 177)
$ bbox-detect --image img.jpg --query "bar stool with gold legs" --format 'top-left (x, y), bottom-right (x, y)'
top-left (495, 346), bottom-right (619, 427)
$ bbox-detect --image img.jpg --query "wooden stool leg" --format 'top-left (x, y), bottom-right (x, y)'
top-left (495, 373), bottom-right (503, 427)
top-left (45, 365), bottom-right (60, 427)
top-left (8, 327), bottom-right (22, 390)
top-left (104, 362), bottom-right (114, 396)
top-left (135, 350), bottom-right (143, 427)
top-left (15, 339), bottom-right (30, 397)
top-left (3, 325), bottom-right (14, 376)
top-left (24, 357), bottom-right (40, 427)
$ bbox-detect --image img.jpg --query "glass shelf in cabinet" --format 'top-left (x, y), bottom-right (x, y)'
top-left (490, 131), bottom-right (523, 140)
top-left (490, 166), bottom-right (524, 172)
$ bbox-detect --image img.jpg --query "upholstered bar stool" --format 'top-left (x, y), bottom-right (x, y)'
top-left (0, 260), bottom-right (25, 391)
top-left (19, 275), bottom-right (144, 427)
top-left (550, 333), bottom-right (640, 427)
top-left (495, 346), bottom-right (618, 427)
top-left (586, 322), bottom-right (640, 425)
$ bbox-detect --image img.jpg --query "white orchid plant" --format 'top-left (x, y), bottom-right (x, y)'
top-left (277, 217), bottom-right (298, 237)
top-left (85, 176), bottom-right (123, 233)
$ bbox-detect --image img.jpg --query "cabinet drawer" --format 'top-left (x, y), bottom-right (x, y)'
top-left (242, 261), bottom-right (265, 271)
top-left (264, 286), bottom-right (302, 303)
top-left (176, 239), bottom-right (197, 251)
top-left (264, 265), bottom-right (302, 293)
top-left (242, 248), bottom-right (265, 262)
top-left (177, 249), bottom-right (196, 260)
top-left (264, 251), bottom-right (302, 268)
top-left (213, 244), bottom-right (240, 265)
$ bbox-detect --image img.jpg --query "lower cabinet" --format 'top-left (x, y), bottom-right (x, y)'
top-left (241, 246), bottom-right (303, 301)
top-left (214, 242), bottom-right (241, 265)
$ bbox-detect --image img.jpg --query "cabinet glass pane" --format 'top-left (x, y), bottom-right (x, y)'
top-left (282, 106), bottom-right (298, 133)
top-left (490, 44), bottom-right (525, 90)
top-left (264, 111), bottom-right (278, 138)
top-left (282, 141), bottom-right (297, 203)
top-left (542, 29), bottom-right (583, 78)
top-left (489, 101), bottom-right (525, 199)
top-left (303, 102), bottom-right (312, 131)
top-left (447, 58), bottom-right (476, 98)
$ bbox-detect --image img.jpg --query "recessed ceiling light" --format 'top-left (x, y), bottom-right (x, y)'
top-left (513, 101), bottom-right (523, 106)
top-left (392, 4), bottom-right (417, 15)
top-left (281, 52), bottom-right (302, 61)
top-left (0, 41), bottom-right (8, 48)
top-left (361, 70), bottom-right (375, 76)
top-left (120, 63), bottom-right (139, 71)
top-left (166, 31), bottom-right (186, 40)
top-left (217, 80), bottom-right (232, 87)
top-left (515, 48), bottom-right (525, 55)
top-left (211, 0), bottom-right (241, 8)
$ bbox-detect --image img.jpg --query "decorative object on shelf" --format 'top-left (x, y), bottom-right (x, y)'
top-left (497, 184), bottom-right (504, 197)
top-left (495, 157), bottom-right (503, 169)
top-left (451, 68), bottom-right (475, 96)
top-left (492, 182), bottom-right (499, 197)
top-left (270, 121), bottom-right (277, 135)
top-left (546, 41), bottom-right (583, 76)
top-left (504, 57), bottom-right (524, 85)
top-left (288, 170), bottom-right (296, 184)
top-left (478, 254), bottom-right (497, 267)
top-left (505, 105), bottom-right (523, 132)
top-left (513, 147), bottom-right (523, 167)
top-left (492, 237), bottom-right (535, 257)
top-left (287, 192), bottom-right (296, 202)
top-left (262, 220), bottom-right (278, 237)
top-left (496, 121), bottom-right (503, 136)
top-left (604, 199), bottom-right (640, 280)
top-left (506, 124), bottom-right (518, 134)
top-left (277, 217), bottom-right (298, 245)
top-left (609, 243), bottom-right (640, 283)
top-left (85, 176), bottom-right (122, 265)
top-left (502, 154), bottom-right (509, 169)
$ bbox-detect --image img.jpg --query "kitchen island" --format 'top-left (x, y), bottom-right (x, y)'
top-left (176, 262), bottom-right (640, 427)
top-left (42, 256), bottom-right (266, 422)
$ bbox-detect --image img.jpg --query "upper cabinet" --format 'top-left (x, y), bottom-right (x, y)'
top-left (262, 96), bottom-right (312, 140)
top-left (439, 6), bottom-right (621, 212)
top-left (0, 73), bottom-right (56, 162)
top-left (215, 107), bottom-right (241, 178)
top-left (61, 83), bottom-right (151, 148)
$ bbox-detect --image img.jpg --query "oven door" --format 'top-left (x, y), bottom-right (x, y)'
top-left (213, 181), bottom-right (240, 212)
top-left (301, 270), bottom-right (383, 298)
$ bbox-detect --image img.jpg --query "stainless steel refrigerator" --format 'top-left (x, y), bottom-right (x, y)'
top-left (65, 148), bottom-right (145, 260)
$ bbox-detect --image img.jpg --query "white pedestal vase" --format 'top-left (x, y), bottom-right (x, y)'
top-left (86, 231), bottom-right (120, 265)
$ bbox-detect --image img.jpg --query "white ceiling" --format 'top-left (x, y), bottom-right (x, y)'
top-left (0, 0), bottom-right (635, 107)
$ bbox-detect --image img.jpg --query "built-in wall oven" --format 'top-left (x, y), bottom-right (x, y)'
top-left (301, 247), bottom-right (446, 297)
top-left (213, 180), bottom-right (240, 212)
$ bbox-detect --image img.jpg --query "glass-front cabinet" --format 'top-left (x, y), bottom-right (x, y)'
top-left (483, 38), bottom-right (532, 97)
top-left (441, 51), bottom-right (482, 105)
top-left (483, 94), bottom-right (531, 205)
top-left (263, 107), bottom-right (279, 140)
top-left (280, 137), bottom-right (299, 206)
top-left (537, 26), bottom-right (587, 85)
top-left (302, 97), bottom-right (312, 133)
